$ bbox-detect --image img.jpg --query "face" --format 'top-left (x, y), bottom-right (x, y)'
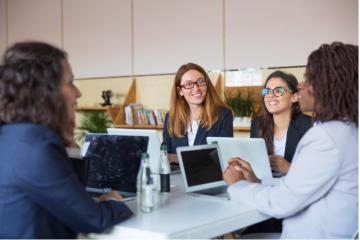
top-left (178, 69), bottom-right (207, 107)
top-left (60, 60), bottom-right (81, 140)
top-left (297, 82), bottom-right (315, 112)
top-left (263, 77), bottom-right (298, 115)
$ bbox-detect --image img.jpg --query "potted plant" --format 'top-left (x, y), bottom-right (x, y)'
top-left (75, 111), bottom-right (112, 145)
top-left (225, 91), bottom-right (254, 127)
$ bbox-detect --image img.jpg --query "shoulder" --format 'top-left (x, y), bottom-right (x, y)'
top-left (291, 113), bottom-right (312, 132)
top-left (5, 123), bottom-right (65, 164)
top-left (219, 107), bottom-right (233, 118)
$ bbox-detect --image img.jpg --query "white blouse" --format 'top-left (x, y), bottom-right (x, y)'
top-left (187, 120), bottom-right (199, 146)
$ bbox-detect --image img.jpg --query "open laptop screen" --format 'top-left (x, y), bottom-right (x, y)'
top-left (180, 147), bottom-right (223, 187)
top-left (84, 134), bottom-right (148, 193)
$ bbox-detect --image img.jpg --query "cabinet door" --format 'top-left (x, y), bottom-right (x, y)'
top-left (133, 0), bottom-right (223, 75)
top-left (7, 0), bottom-right (62, 48)
top-left (225, 0), bottom-right (358, 69)
top-left (0, 0), bottom-right (6, 57)
top-left (63, 0), bottom-right (132, 78)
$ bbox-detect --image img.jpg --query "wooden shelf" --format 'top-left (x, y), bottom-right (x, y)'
top-left (112, 124), bottom-right (164, 129)
top-left (76, 106), bottom-right (108, 111)
top-left (234, 126), bottom-right (250, 132)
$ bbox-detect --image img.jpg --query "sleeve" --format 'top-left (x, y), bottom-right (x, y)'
top-left (250, 118), bottom-right (259, 138)
top-left (219, 108), bottom-right (233, 137)
top-left (13, 135), bottom-right (133, 234)
top-left (228, 126), bottom-right (341, 219)
top-left (162, 113), bottom-right (174, 153)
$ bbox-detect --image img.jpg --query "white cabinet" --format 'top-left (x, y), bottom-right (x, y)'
top-left (7, 0), bottom-right (62, 49)
top-left (133, 0), bottom-right (223, 75)
top-left (63, 0), bottom-right (132, 78)
top-left (0, 0), bottom-right (7, 57)
top-left (225, 0), bottom-right (358, 69)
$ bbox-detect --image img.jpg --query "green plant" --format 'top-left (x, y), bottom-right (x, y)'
top-left (75, 111), bottom-right (112, 144)
top-left (225, 91), bottom-right (254, 117)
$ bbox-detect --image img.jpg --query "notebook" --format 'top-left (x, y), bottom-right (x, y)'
top-left (107, 128), bottom-right (161, 174)
top-left (176, 144), bottom-right (230, 200)
top-left (206, 137), bottom-right (272, 180)
top-left (83, 134), bottom-right (149, 201)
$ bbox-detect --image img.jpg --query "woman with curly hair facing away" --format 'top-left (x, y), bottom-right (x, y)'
top-left (224, 42), bottom-right (358, 238)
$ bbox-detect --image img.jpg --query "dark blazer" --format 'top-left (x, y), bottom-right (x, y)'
top-left (163, 107), bottom-right (233, 154)
top-left (0, 123), bottom-right (132, 239)
top-left (250, 113), bottom-right (312, 162)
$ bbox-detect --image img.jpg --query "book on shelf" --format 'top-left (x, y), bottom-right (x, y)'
top-left (124, 103), bottom-right (167, 126)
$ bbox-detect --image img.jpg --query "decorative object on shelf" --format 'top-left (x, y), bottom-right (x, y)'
top-left (225, 91), bottom-right (254, 127)
top-left (101, 90), bottom-right (113, 106)
top-left (75, 111), bottom-right (112, 144)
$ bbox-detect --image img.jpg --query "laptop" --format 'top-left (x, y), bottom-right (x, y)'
top-left (83, 133), bottom-right (149, 201)
top-left (176, 144), bottom-right (230, 200)
top-left (107, 128), bottom-right (161, 174)
top-left (206, 137), bottom-right (272, 180)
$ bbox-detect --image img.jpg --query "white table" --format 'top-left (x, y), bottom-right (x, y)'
top-left (90, 175), bottom-right (270, 239)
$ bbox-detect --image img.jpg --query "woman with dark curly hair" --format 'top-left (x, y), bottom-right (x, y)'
top-left (0, 41), bottom-right (132, 238)
top-left (224, 42), bottom-right (358, 238)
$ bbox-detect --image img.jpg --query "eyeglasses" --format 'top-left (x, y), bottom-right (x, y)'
top-left (180, 79), bottom-right (207, 89)
top-left (261, 86), bottom-right (294, 97)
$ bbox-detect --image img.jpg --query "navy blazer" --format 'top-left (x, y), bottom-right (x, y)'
top-left (163, 107), bottom-right (233, 154)
top-left (250, 113), bottom-right (312, 162)
top-left (0, 123), bottom-right (132, 239)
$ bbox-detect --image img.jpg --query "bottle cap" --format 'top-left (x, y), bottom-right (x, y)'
top-left (160, 143), bottom-right (167, 151)
top-left (141, 152), bottom-right (149, 159)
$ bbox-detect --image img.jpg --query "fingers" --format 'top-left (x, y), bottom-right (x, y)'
top-left (98, 191), bottom-right (123, 202)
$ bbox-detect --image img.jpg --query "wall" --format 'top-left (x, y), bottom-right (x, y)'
top-left (0, 0), bottom-right (357, 77)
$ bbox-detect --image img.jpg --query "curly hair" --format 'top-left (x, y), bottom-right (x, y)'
top-left (0, 41), bottom-right (70, 145)
top-left (168, 62), bottom-right (232, 138)
top-left (305, 42), bottom-right (358, 125)
top-left (257, 70), bottom-right (301, 154)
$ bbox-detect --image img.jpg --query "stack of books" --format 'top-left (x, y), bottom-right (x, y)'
top-left (124, 103), bottom-right (167, 126)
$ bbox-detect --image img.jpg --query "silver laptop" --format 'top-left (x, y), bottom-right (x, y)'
top-left (107, 128), bottom-right (161, 174)
top-left (206, 137), bottom-right (272, 180)
top-left (83, 133), bottom-right (149, 201)
top-left (176, 144), bottom-right (230, 200)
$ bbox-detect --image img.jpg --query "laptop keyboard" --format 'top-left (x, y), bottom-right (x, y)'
top-left (194, 186), bottom-right (228, 196)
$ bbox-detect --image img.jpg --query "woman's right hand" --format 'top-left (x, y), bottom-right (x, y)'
top-left (228, 158), bottom-right (261, 183)
top-left (98, 191), bottom-right (123, 202)
top-left (167, 153), bottom-right (178, 163)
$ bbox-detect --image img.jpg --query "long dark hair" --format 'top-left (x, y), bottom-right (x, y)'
top-left (257, 70), bottom-right (301, 154)
top-left (305, 42), bottom-right (358, 126)
top-left (0, 41), bottom-right (70, 145)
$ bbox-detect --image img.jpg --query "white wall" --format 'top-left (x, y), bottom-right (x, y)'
top-left (225, 0), bottom-right (358, 69)
top-left (7, 0), bottom-right (62, 49)
top-left (0, 0), bottom-right (7, 57)
top-left (133, 0), bottom-right (223, 75)
top-left (0, 0), bottom-right (358, 77)
top-left (63, 0), bottom-right (132, 78)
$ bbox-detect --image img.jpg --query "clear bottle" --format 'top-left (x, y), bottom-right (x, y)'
top-left (159, 144), bottom-right (170, 194)
top-left (137, 152), bottom-right (154, 213)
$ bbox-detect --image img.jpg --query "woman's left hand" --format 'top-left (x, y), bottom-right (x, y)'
top-left (269, 155), bottom-right (290, 173)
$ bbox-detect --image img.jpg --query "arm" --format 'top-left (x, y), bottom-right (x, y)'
top-left (219, 108), bottom-right (233, 137)
top-left (162, 113), bottom-right (174, 153)
top-left (14, 137), bottom-right (132, 234)
top-left (228, 126), bottom-right (341, 219)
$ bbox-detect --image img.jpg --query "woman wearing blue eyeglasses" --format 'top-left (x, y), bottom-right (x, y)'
top-left (241, 70), bottom-right (312, 235)
top-left (162, 62), bottom-right (233, 163)
top-left (252, 70), bottom-right (312, 177)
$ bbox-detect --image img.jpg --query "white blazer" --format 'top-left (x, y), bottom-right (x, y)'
top-left (228, 121), bottom-right (358, 239)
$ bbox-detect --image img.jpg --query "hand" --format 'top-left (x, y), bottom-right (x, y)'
top-left (167, 154), bottom-right (178, 163)
top-left (98, 191), bottom-right (123, 202)
top-left (269, 155), bottom-right (290, 173)
top-left (223, 164), bottom-right (245, 185)
top-left (228, 158), bottom-right (261, 183)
